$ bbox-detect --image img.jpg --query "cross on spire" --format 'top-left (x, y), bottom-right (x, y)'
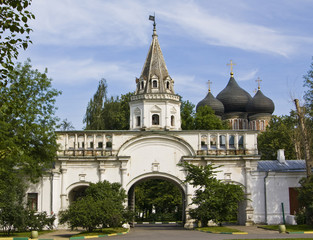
top-left (227, 60), bottom-right (236, 77)
top-left (207, 80), bottom-right (212, 92)
top-left (256, 77), bottom-right (262, 90)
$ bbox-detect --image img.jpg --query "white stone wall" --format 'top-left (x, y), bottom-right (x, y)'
top-left (251, 171), bottom-right (305, 225)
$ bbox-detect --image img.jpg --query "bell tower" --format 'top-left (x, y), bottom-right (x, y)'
top-left (129, 18), bottom-right (181, 131)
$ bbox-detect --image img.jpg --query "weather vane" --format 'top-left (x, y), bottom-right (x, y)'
top-left (149, 13), bottom-right (156, 28)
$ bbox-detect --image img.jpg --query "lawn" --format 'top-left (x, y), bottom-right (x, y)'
top-left (0, 230), bottom-right (54, 238)
top-left (259, 225), bottom-right (313, 232)
top-left (73, 227), bottom-right (127, 237)
top-left (196, 226), bottom-right (243, 233)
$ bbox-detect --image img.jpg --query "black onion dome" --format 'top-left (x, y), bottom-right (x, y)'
top-left (246, 89), bottom-right (275, 114)
top-left (216, 76), bottom-right (252, 113)
top-left (196, 91), bottom-right (224, 116)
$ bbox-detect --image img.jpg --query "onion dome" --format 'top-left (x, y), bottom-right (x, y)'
top-left (216, 74), bottom-right (252, 113)
top-left (246, 89), bottom-right (275, 114)
top-left (196, 90), bottom-right (224, 116)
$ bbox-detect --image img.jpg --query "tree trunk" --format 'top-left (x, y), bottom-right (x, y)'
top-left (294, 99), bottom-right (312, 177)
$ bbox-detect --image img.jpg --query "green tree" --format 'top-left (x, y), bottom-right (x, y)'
top-left (194, 105), bottom-right (228, 130)
top-left (258, 115), bottom-right (299, 160)
top-left (0, 59), bottom-right (60, 233)
top-left (180, 99), bottom-right (195, 130)
top-left (59, 181), bottom-right (132, 231)
top-left (303, 58), bottom-right (313, 117)
top-left (84, 79), bottom-right (134, 130)
top-left (84, 78), bottom-right (107, 130)
top-left (59, 118), bottom-right (75, 131)
top-left (135, 179), bottom-right (182, 221)
top-left (0, 0), bottom-right (35, 86)
top-left (179, 161), bottom-right (245, 226)
top-left (297, 176), bottom-right (313, 225)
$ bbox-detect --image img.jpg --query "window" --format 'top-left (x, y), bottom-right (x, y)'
top-left (106, 141), bottom-right (112, 148)
top-left (229, 135), bottom-right (235, 148)
top-left (152, 80), bottom-right (158, 88)
top-left (152, 114), bottom-right (159, 125)
top-left (166, 81), bottom-right (170, 89)
top-left (98, 142), bottom-right (103, 148)
top-left (90, 142), bottom-right (94, 149)
top-left (238, 135), bottom-right (244, 148)
top-left (27, 193), bottom-right (38, 211)
top-left (136, 116), bottom-right (141, 126)
top-left (171, 115), bottom-right (175, 126)
top-left (210, 135), bottom-right (217, 148)
top-left (78, 142), bottom-right (85, 149)
top-left (141, 81), bottom-right (144, 89)
top-left (220, 135), bottom-right (226, 148)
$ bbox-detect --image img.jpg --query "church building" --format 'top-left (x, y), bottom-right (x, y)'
top-left (28, 21), bottom-right (306, 228)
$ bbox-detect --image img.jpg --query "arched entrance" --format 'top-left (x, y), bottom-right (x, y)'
top-left (127, 174), bottom-right (186, 226)
top-left (68, 185), bottom-right (89, 204)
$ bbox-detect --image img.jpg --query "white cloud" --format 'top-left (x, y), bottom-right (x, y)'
top-left (29, 0), bottom-right (313, 58)
top-left (237, 69), bottom-right (258, 81)
top-left (33, 58), bottom-right (139, 90)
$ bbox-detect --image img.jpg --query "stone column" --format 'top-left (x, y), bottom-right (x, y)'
top-left (244, 161), bottom-right (254, 226)
top-left (184, 183), bottom-right (196, 229)
top-left (60, 168), bottom-right (67, 210)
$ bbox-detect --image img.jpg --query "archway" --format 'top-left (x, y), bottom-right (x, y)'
top-left (68, 185), bottom-right (89, 204)
top-left (127, 175), bottom-right (186, 226)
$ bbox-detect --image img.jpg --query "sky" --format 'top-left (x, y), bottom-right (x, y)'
top-left (18, 0), bottom-right (313, 130)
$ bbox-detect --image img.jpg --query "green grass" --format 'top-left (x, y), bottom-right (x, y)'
top-left (73, 227), bottom-right (127, 237)
top-left (259, 224), bottom-right (313, 232)
top-left (196, 226), bottom-right (242, 233)
top-left (0, 230), bottom-right (54, 237)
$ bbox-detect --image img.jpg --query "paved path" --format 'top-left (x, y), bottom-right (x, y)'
top-left (38, 225), bottom-right (313, 240)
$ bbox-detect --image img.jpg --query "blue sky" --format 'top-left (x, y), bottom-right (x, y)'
top-left (19, 0), bottom-right (313, 130)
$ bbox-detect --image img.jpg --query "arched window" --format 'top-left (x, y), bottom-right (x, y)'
top-left (220, 135), bottom-right (226, 148)
top-left (171, 115), bottom-right (175, 126)
top-left (152, 80), bottom-right (158, 88)
top-left (166, 81), bottom-right (170, 89)
top-left (136, 116), bottom-right (141, 126)
top-left (210, 135), bottom-right (217, 149)
top-left (238, 135), bottom-right (244, 148)
top-left (229, 135), bottom-right (235, 148)
top-left (152, 114), bottom-right (159, 125)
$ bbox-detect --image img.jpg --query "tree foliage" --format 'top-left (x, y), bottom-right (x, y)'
top-left (179, 161), bottom-right (245, 226)
top-left (258, 115), bottom-right (300, 160)
top-left (180, 99), bottom-right (195, 130)
top-left (180, 99), bottom-right (228, 130)
top-left (84, 79), bottom-right (133, 130)
top-left (0, 60), bottom-right (60, 233)
top-left (303, 58), bottom-right (313, 118)
top-left (195, 106), bottom-right (229, 130)
top-left (59, 181), bottom-right (132, 232)
top-left (0, 0), bottom-right (35, 86)
top-left (135, 179), bottom-right (182, 221)
top-left (0, 59), bottom-right (61, 181)
top-left (297, 176), bottom-right (313, 225)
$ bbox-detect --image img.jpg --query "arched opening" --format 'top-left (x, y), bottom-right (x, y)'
top-left (128, 177), bottom-right (186, 226)
top-left (152, 114), bottom-right (159, 125)
top-left (68, 185), bottom-right (88, 204)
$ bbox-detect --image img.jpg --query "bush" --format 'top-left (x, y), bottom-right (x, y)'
top-left (59, 181), bottom-right (133, 232)
top-left (295, 208), bottom-right (307, 225)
